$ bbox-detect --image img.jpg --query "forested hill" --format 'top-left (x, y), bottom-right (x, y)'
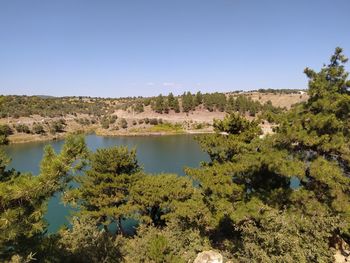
top-left (0, 89), bottom-right (305, 118)
top-left (0, 89), bottom-right (307, 144)
top-left (0, 48), bottom-right (349, 262)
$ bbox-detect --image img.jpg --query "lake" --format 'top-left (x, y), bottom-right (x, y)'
top-left (4, 134), bottom-right (209, 233)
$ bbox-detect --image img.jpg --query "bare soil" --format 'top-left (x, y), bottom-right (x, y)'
top-left (1, 92), bottom-right (307, 144)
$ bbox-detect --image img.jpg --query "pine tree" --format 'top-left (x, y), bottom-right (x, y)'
top-left (154, 94), bottom-right (165, 113)
top-left (173, 98), bottom-right (180, 113)
top-left (0, 135), bottom-right (87, 261)
top-left (65, 146), bottom-right (141, 234)
top-left (181, 92), bottom-right (194, 112)
top-left (167, 92), bottom-right (176, 109)
top-left (186, 48), bottom-right (350, 261)
top-left (195, 91), bottom-right (203, 106)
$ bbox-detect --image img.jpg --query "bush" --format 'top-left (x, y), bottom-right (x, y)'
top-left (110, 115), bottom-right (118, 124)
top-left (0, 124), bottom-right (12, 145)
top-left (133, 103), bottom-right (144, 113)
top-left (75, 118), bottom-right (90, 126)
top-left (49, 120), bottom-right (65, 134)
top-left (14, 124), bottom-right (31, 134)
top-left (194, 123), bottom-right (204, 130)
top-left (119, 118), bottom-right (128, 129)
top-left (0, 124), bottom-right (13, 136)
top-left (101, 118), bottom-right (110, 129)
top-left (149, 118), bottom-right (158, 125)
top-left (32, 123), bottom-right (45, 134)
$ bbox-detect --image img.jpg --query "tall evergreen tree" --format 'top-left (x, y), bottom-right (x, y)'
top-left (195, 91), bottom-right (203, 106)
top-left (182, 92), bottom-right (194, 112)
top-left (153, 94), bottom-right (165, 113)
top-left (173, 98), bottom-right (180, 113)
top-left (186, 48), bottom-right (350, 262)
top-left (65, 146), bottom-right (141, 234)
top-left (167, 92), bottom-right (176, 109)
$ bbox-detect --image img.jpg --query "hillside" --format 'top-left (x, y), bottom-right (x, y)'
top-left (0, 90), bottom-right (307, 143)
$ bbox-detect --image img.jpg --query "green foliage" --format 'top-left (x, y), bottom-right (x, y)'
top-left (148, 123), bottom-right (183, 133)
top-left (129, 174), bottom-right (208, 227)
top-left (203, 92), bottom-right (226, 112)
top-left (32, 123), bottom-right (45, 134)
top-left (75, 117), bottom-right (91, 126)
top-left (0, 96), bottom-right (111, 118)
top-left (0, 135), bottom-right (87, 261)
top-left (195, 91), bottom-right (203, 106)
top-left (133, 102), bottom-right (144, 113)
top-left (101, 116), bottom-right (111, 129)
top-left (124, 223), bottom-right (208, 263)
top-left (49, 119), bottom-right (66, 134)
top-left (14, 124), bottom-right (31, 134)
top-left (153, 94), bottom-right (165, 114)
top-left (65, 146), bottom-right (141, 233)
top-left (167, 92), bottom-right (181, 113)
top-left (119, 118), bottom-right (128, 129)
top-left (188, 48), bottom-right (350, 261)
top-left (0, 124), bottom-right (12, 144)
top-left (255, 88), bottom-right (306, 94)
top-left (173, 98), bottom-right (180, 113)
top-left (213, 113), bottom-right (261, 136)
top-left (195, 114), bottom-right (262, 163)
top-left (58, 216), bottom-right (123, 263)
top-left (2, 48), bottom-right (350, 262)
top-left (236, 207), bottom-right (337, 263)
top-left (181, 92), bottom-right (195, 112)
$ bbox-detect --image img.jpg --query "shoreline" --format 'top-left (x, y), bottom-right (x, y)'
top-left (6, 129), bottom-right (214, 145)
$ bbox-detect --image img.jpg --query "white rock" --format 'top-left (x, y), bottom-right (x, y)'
top-left (193, 250), bottom-right (223, 263)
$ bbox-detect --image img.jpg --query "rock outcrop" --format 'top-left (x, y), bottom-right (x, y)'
top-left (194, 250), bottom-right (223, 263)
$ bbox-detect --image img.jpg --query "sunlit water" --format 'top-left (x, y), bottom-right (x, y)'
top-left (4, 134), bottom-right (209, 233)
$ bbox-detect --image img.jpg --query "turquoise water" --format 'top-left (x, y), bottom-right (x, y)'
top-left (4, 134), bottom-right (209, 233)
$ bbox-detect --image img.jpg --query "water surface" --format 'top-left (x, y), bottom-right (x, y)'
top-left (4, 134), bottom-right (208, 232)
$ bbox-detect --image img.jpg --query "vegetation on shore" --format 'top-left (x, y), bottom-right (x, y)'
top-left (0, 88), bottom-right (289, 143)
top-left (1, 48), bottom-right (349, 262)
top-left (0, 90), bottom-right (284, 119)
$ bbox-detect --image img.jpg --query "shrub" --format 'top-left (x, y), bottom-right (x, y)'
top-left (32, 123), bottom-right (45, 134)
top-left (14, 124), bottom-right (31, 134)
top-left (75, 118), bottom-right (90, 126)
top-left (0, 124), bottom-right (13, 136)
top-left (149, 118), bottom-right (158, 125)
top-left (119, 118), bottom-right (128, 129)
top-left (110, 115), bottom-right (118, 124)
top-left (0, 124), bottom-right (12, 145)
top-left (101, 118), bottom-right (110, 129)
top-left (133, 103), bottom-right (144, 113)
top-left (49, 120), bottom-right (65, 134)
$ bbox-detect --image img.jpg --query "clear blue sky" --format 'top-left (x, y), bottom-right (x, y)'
top-left (0, 0), bottom-right (349, 97)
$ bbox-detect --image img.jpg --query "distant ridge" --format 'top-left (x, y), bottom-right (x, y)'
top-left (35, 95), bottom-right (56, 99)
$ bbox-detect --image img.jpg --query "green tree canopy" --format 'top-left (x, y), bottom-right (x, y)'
top-left (65, 146), bottom-right (141, 234)
top-left (0, 135), bottom-right (87, 261)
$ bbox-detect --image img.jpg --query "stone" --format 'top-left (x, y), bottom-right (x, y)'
top-left (193, 250), bottom-right (223, 263)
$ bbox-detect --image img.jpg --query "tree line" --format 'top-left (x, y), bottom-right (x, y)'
top-left (0, 96), bottom-right (114, 118)
top-left (0, 91), bottom-right (283, 120)
top-left (149, 91), bottom-right (282, 116)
